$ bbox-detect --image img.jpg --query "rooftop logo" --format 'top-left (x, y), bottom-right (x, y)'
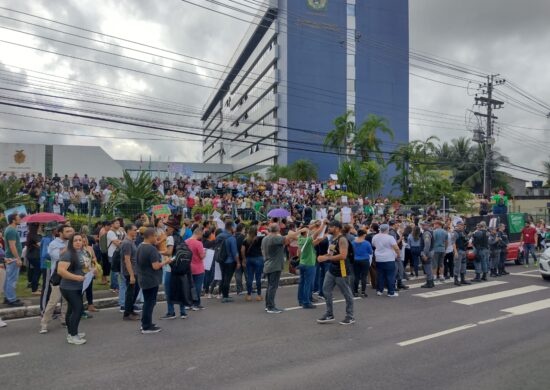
top-left (307, 0), bottom-right (328, 11)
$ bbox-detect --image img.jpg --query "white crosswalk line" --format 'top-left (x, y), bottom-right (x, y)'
top-left (397, 324), bottom-right (478, 347)
top-left (453, 285), bottom-right (548, 305)
top-left (501, 298), bottom-right (550, 315)
top-left (413, 281), bottom-right (507, 298)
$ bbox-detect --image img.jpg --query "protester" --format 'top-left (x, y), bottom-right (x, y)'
top-left (186, 226), bottom-right (206, 310)
top-left (217, 221), bottom-right (240, 303)
top-left (372, 224), bottom-right (401, 298)
top-left (317, 221), bottom-right (355, 324)
top-left (472, 222), bottom-right (490, 282)
top-left (351, 229), bottom-right (373, 298)
top-left (261, 224), bottom-right (303, 314)
top-left (26, 223), bottom-right (42, 296)
top-left (432, 220), bottom-right (447, 283)
top-left (57, 234), bottom-right (88, 345)
top-left (161, 218), bottom-right (187, 320)
top-left (420, 221), bottom-right (435, 288)
top-left (407, 226), bottom-right (422, 278)
top-left (241, 225), bottom-right (264, 302)
top-left (81, 235), bottom-right (99, 315)
top-left (121, 224), bottom-right (140, 321)
top-left (520, 221), bottom-right (538, 267)
top-left (3, 213), bottom-right (24, 307)
top-left (296, 222), bottom-right (324, 309)
top-left (136, 228), bottom-right (172, 333)
top-left (40, 224), bottom-right (74, 334)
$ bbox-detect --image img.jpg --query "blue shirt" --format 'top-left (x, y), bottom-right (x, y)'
top-left (40, 235), bottom-right (54, 269)
top-left (218, 231), bottom-right (238, 264)
top-left (432, 228), bottom-right (447, 253)
top-left (352, 240), bottom-right (373, 261)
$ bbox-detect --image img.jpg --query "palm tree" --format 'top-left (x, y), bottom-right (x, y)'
top-left (107, 171), bottom-right (162, 216)
top-left (290, 159), bottom-right (318, 181)
top-left (324, 110), bottom-right (355, 162)
top-left (0, 179), bottom-right (34, 213)
top-left (355, 114), bottom-right (394, 164)
top-left (266, 164), bottom-right (291, 181)
top-left (337, 160), bottom-right (382, 197)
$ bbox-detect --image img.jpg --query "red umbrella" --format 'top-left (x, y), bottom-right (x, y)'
top-left (22, 212), bottom-right (66, 223)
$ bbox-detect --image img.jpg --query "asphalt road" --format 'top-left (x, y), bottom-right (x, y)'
top-left (1, 265), bottom-right (549, 390)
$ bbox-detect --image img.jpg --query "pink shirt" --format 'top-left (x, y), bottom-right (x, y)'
top-left (186, 238), bottom-right (205, 275)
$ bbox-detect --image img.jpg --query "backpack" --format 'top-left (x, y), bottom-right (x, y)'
top-left (346, 236), bottom-right (355, 264)
top-left (99, 233), bottom-right (108, 254)
top-left (111, 247), bottom-right (122, 273)
top-left (170, 240), bottom-right (193, 275)
top-left (213, 235), bottom-right (228, 264)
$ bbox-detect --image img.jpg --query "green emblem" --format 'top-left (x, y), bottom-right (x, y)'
top-left (307, 0), bottom-right (328, 11)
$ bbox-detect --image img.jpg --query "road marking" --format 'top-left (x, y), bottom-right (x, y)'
top-left (397, 324), bottom-right (478, 347)
top-left (0, 352), bottom-right (20, 359)
top-left (511, 270), bottom-right (539, 275)
top-left (452, 285), bottom-right (548, 305)
top-left (413, 281), bottom-right (507, 298)
top-left (284, 297), bottom-right (361, 312)
top-left (501, 298), bottom-right (550, 315)
top-left (510, 273), bottom-right (542, 278)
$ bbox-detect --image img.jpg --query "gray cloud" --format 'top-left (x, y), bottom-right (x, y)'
top-left (0, 0), bottom-right (548, 179)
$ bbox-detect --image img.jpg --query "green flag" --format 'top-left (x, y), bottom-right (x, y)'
top-left (508, 213), bottom-right (525, 234)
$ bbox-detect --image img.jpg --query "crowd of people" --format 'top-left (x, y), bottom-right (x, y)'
top-left (0, 173), bottom-right (547, 343)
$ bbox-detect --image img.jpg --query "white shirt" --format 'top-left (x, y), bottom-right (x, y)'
top-left (372, 233), bottom-right (397, 263)
top-left (102, 189), bottom-right (112, 204)
top-left (107, 230), bottom-right (119, 257)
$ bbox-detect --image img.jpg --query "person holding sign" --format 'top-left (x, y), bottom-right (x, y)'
top-left (317, 221), bottom-right (355, 325)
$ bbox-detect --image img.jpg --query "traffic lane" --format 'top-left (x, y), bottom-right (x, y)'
top-left (1, 275), bottom-right (549, 390)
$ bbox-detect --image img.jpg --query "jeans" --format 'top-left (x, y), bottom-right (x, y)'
top-left (3, 261), bottom-right (20, 302)
top-left (422, 253), bottom-right (434, 281)
top-left (395, 259), bottom-right (404, 282)
top-left (203, 269), bottom-right (214, 294)
top-left (245, 256), bottom-right (264, 295)
top-left (453, 250), bottom-right (467, 278)
top-left (323, 272), bottom-right (354, 318)
top-left (474, 248), bottom-right (489, 274)
top-left (315, 261), bottom-right (331, 297)
top-left (221, 262), bottom-right (236, 298)
top-left (353, 260), bottom-right (371, 294)
top-left (297, 264), bottom-right (316, 306)
top-left (523, 243), bottom-right (537, 265)
top-left (141, 286), bottom-right (159, 330)
top-left (123, 275), bottom-right (140, 316)
top-left (376, 261), bottom-right (396, 295)
top-left (118, 273), bottom-right (127, 308)
top-left (85, 281), bottom-right (93, 306)
top-left (234, 262), bottom-right (247, 293)
top-left (109, 256), bottom-right (119, 290)
top-left (410, 247), bottom-right (421, 276)
top-left (192, 273), bottom-right (205, 306)
top-left (164, 271), bottom-right (185, 315)
top-left (265, 271), bottom-right (282, 310)
top-left (60, 288), bottom-right (83, 337)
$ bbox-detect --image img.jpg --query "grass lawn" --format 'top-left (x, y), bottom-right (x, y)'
top-left (15, 271), bottom-right (111, 299)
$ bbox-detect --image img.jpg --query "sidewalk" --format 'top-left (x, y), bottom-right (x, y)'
top-left (0, 274), bottom-right (300, 320)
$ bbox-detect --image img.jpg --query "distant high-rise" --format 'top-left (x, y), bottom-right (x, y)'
top-left (201, 0), bottom-right (408, 186)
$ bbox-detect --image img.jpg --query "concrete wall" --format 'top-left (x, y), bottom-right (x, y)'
top-left (52, 145), bottom-right (123, 179)
top-left (510, 198), bottom-right (550, 216)
top-left (0, 143), bottom-right (45, 175)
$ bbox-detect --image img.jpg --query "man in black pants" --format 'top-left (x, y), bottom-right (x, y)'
top-left (217, 221), bottom-right (240, 303)
top-left (121, 224), bottom-right (140, 321)
top-left (136, 228), bottom-right (173, 334)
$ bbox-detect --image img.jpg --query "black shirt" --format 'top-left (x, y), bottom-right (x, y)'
top-left (243, 236), bottom-right (264, 258)
top-left (136, 243), bottom-right (162, 289)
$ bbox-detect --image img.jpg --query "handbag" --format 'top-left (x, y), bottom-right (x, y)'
top-left (290, 237), bottom-right (310, 268)
top-left (50, 262), bottom-right (62, 286)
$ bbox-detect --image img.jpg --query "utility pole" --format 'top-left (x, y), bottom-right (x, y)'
top-left (474, 75), bottom-right (505, 196)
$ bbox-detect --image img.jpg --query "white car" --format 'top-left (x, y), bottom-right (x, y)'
top-left (539, 247), bottom-right (550, 281)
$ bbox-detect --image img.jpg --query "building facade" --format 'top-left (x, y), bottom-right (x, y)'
top-left (201, 0), bottom-right (409, 186)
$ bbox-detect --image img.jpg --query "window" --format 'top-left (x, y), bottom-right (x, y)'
top-left (273, 109), bottom-right (278, 119)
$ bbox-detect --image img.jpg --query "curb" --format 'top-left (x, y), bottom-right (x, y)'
top-left (0, 275), bottom-right (300, 320)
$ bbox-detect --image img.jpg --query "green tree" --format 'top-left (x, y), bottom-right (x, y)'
top-left (337, 160), bottom-right (382, 197)
top-left (355, 114), bottom-right (394, 164)
top-left (107, 171), bottom-right (162, 216)
top-left (266, 164), bottom-right (291, 181)
top-left (290, 159), bottom-right (318, 181)
top-left (0, 179), bottom-right (34, 213)
top-left (323, 110), bottom-right (355, 161)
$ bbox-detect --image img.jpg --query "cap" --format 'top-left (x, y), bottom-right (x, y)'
top-left (388, 220), bottom-right (396, 225)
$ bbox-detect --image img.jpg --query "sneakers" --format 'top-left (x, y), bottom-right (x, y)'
top-left (180, 314), bottom-right (189, 319)
top-left (245, 295), bottom-right (253, 302)
top-left (266, 307), bottom-right (283, 314)
top-left (119, 307), bottom-right (125, 313)
top-left (39, 328), bottom-right (48, 334)
top-left (353, 292), bottom-right (360, 298)
top-left (7, 299), bottom-right (24, 307)
top-left (81, 312), bottom-right (93, 319)
top-left (67, 335), bottom-right (87, 345)
top-left (191, 306), bottom-right (200, 311)
top-left (0, 318), bottom-right (7, 328)
top-left (123, 313), bottom-right (140, 321)
top-left (302, 304), bottom-right (317, 309)
top-left (339, 317), bottom-right (355, 325)
top-left (160, 314), bottom-right (177, 320)
top-left (221, 298), bottom-right (234, 303)
top-left (141, 325), bottom-right (162, 334)
top-left (256, 295), bottom-right (263, 302)
top-left (317, 314), bottom-right (335, 324)
top-left (361, 292), bottom-right (368, 298)
top-left (376, 291), bottom-right (383, 296)
top-left (133, 305), bottom-right (143, 313)
top-left (206, 293), bottom-right (213, 299)
top-left (388, 292), bottom-right (399, 298)
top-left (193, 305), bottom-right (205, 310)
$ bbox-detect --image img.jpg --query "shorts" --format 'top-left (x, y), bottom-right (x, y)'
top-left (432, 252), bottom-right (445, 268)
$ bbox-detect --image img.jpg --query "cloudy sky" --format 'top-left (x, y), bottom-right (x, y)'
top-left (0, 0), bottom-right (548, 180)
